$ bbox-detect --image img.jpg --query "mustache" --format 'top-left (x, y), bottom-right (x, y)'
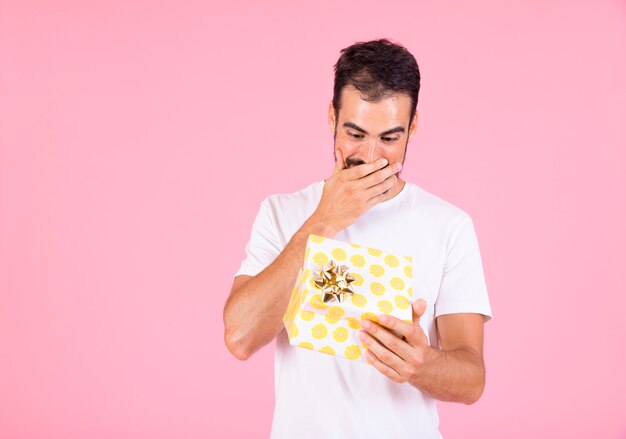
top-left (345, 157), bottom-right (367, 168)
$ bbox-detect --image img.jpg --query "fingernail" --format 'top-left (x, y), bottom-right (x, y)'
top-left (380, 158), bottom-right (388, 166)
top-left (396, 163), bottom-right (402, 170)
top-left (362, 320), bottom-right (371, 329)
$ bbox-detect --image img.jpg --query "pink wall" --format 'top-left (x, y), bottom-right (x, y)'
top-left (1, 0), bottom-right (625, 438)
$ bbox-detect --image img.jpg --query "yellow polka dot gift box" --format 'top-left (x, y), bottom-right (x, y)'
top-left (282, 233), bottom-right (414, 363)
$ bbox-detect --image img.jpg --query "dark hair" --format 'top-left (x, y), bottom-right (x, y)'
top-left (332, 38), bottom-right (420, 124)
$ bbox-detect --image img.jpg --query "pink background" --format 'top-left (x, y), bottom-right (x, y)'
top-left (1, 0), bottom-right (625, 438)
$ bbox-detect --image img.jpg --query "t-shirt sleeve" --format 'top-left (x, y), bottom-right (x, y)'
top-left (233, 198), bottom-right (282, 278)
top-left (435, 214), bottom-right (493, 323)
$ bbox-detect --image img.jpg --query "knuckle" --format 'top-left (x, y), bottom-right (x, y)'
top-left (407, 326), bottom-right (417, 337)
top-left (410, 354), bottom-right (423, 367)
top-left (377, 171), bottom-right (388, 183)
top-left (387, 337), bottom-right (398, 350)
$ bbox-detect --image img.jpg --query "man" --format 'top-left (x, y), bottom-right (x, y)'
top-left (223, 38), bottom-right (493, 438)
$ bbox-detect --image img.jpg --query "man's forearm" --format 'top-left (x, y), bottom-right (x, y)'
top-left (224, 215), bottom-right (336, 360)
top-left (410, 346), bottom-right (485, 405)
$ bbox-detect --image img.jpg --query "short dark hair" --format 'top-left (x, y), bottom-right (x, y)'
top-left (332, 38), bottom-right (420, 124)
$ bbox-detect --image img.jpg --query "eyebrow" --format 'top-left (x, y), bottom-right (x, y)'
top-left (342, 121), bottom-right (405, 136)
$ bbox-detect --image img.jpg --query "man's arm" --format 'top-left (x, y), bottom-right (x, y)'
top-left (358, 302), bottom-right (487, 404)
top-left (223, 216), bottom-right (337, 361)
top-left (223, 151), bottom-right (401, 361)
top-left (410, 313), bottom-right (485, 404)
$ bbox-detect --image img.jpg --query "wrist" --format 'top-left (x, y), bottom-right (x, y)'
top-left (409, 345), bottom-right (437, 388)
top-left (300, 215), bottom-right (338, 239)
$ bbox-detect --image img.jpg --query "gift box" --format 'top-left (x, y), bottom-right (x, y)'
top-left (282, 233), bottom-right (414, 363)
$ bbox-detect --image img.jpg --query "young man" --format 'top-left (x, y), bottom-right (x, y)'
top-left (223, 38), bottom-right (493, 439)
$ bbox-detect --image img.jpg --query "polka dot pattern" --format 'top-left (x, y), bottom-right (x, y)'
top-left (309, 293), bottom-right (328, 310)
top-left (350, 254), bottom-right (366, 267)
top-left (311, 323), bottom-right (328, 339)
top-left (394, 295), bottom-right (410, 309)
top-left (384, 254), bottom-right (399, 267)
top-left (320, 345), bottom-right (335, 355)
top-left (300, 310), bottom-right (315, 321)
top-left (370, 281), bottom-right (386, 296)
top-left (331, 248), bottom-right (347, 261)
top-left (377, 300), bottom-right (393, 313)
top-left (390, 277), bottom-right (405, 291)
top-left (282, 234), bottom-right (414, 363)
top-left (345, 344), bottom-right (362, 360)
top-left (350, 272), bottom-right (364, 286)
top-left (369, 264), bottom-right (385, 277)
top-left (313, 252), bottom-right (328, 266)
top-left (332, 326), bottom-right (348, 342)
top-left (351, 293), bottom-right (367, 308)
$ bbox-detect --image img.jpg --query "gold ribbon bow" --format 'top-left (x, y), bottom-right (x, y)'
top-left (313, 259), bottom-right (356, 303)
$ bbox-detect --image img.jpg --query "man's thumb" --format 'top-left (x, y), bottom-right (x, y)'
top-left (412, 298), bottom-right (427, 324)
top-left (334, 148), bottom-right (345, 173)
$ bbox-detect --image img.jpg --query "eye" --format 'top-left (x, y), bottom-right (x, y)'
top-left (348, 132), bottom-right (364, 139)
top-left (382, 137), bottom-right (399, 142)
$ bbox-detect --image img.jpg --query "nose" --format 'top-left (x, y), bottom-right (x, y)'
top-left (362, 138), bottom-right (382, 163)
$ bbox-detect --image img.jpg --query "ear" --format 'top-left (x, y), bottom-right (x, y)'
top-left (328, 101), bottom-right (336, 133)
top-left (407, 110), bottom-right (418, 142)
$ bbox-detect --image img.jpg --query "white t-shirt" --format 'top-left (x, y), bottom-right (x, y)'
top-left (234, 179), bottom-right (493, 439)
